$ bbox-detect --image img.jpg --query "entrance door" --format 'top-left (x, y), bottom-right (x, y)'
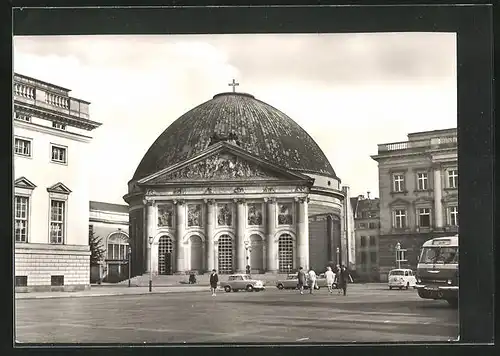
top-left (250, 234), bottom-right (264, 272)
top-left (190, 235), bottom-right (203, 272)
top-left (158, 236), bottom-right (174, 275)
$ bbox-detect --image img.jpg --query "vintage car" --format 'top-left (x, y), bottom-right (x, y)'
top-left (388, 268), bottom-right (417, 290)
top-left (276, 273), bottom-right (337, 290)
top-left (223, 274), bottom-right (265, 292)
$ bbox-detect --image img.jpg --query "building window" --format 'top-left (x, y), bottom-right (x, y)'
top-left (14, 138), bottom-right (31, 157)
top-left (393, 209), bottom-right (407, 229)
top-left (14, 112), bottom-right (31, 122)
top-left (448, 206), bottom-right (458, 226)
top-left (370, 252), bottom-right (377, 264)
top-left (51, 275), bottom-right (64, 286)
top-left (50, 200), bottom-right (65, 244)
top-left (392, 174), bottom-right (405, 192)
top-left (448, 169), bottom-right (458, 188)
top-left (14, 196), bottom-right (29, 242)
top-left (107, 233), bottom-right (129, 260)
top-left (51, 145), bottom-right (67, 164)
top-left (360, 252), bottom-right (367, 265)
top-left (417, 172), bottom-right (428, 190)
top-left (418, 208), bottom-right (431, 228)
top-left (368, 222), bottom-right (378, 229)
top-left (369, 236), bottom-right (376, 246)
top-left (360, 236), bottom-right (367, 247)
top-left (52, 121), bottom-right (67, 130)
top-left (15, 276), bottom-right (28, 287)
top-left (358, 222), bottom-right (367, 229)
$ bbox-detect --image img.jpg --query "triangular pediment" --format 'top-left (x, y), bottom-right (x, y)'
top-left (442, 193), bottom-right (458, 202)
top-left (47, 182), bottom-right (72, 194)
top-left (388, 198), bottom-right (410, 207)
top-left (139, 142), bottom-right (313, 185)
top-left (14, 177), bottom-right (37, 190)
top-left (414, 196), bottom-right (434, 204)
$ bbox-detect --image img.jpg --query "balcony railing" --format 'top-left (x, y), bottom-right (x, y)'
top-left (13, 83), bottom-right (36, 100)
top-left (45, 92), bottom-right (69, 109)
top-left (378, 136), bottom-right (457, 153)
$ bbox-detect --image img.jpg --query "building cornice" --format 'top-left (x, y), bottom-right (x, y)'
top-left (13, 119), bottom-right (93, 143)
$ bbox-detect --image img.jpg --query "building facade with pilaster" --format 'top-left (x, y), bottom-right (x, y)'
top-left (371, 128), bottom-right (458, 282)
top-left (124, 92), bottom-right (352, 277)
top-left (13, 73), bottom-right (101, 291)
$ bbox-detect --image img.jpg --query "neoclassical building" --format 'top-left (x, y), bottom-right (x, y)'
top-left (124, 91), bottom-right (353, 276)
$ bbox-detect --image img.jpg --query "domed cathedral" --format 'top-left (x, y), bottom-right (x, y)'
top-left (123, 90), bottom-right (351, 277)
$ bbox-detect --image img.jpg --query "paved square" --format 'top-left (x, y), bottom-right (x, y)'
top-left (15, 284), bottom-right (458, 343)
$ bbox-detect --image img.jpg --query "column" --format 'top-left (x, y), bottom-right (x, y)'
top-left (145, 202), bottom-right (155, 272)
top-left (205, 199), bottom-right (215, 272)
top-left (297, 197), bottom-right (309, 270)
top-left (175, 200), bottom-right (186, 273)
top-left (266, 199), bottom-right (277, 273)
top-left (236, 199), bottom-right (246, 272)
top-left (433, 165), bottom-right (444, 228)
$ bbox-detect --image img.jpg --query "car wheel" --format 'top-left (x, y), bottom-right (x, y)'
top-left (389, 286), bottom-right (392, 290)
top-left (246, 285), bottom-right (254, 292)
top-left (277, 284), bottom-right (284, 290)
top-left (224, 285), bottom-right (231, 293)
top-left (406, 283), bottom-right (409, 290)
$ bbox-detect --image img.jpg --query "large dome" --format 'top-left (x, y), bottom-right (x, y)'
top-left (133, 92), bottom-right (337, 181)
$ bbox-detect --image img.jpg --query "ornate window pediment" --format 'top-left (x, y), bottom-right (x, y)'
top-left (388, 198), bottom-right (410, 207)
top-left (414, 196), bottom-right (433, 205)
top-left (15, 177), bottom-right (37, 190)
top-left (442, 193), bottom-right (458, 203)
top-left (47, 182), bottom-right (72, 195)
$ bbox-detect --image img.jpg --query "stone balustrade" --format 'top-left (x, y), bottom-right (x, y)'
top-left (45, 92), bottom-right (69, 109)
top-left (378, 135), bottom-right (457, 153)
top-left (14, 83), bottom-right (36, 100)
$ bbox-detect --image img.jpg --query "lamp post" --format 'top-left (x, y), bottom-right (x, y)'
top-left (127, 246), bottom-right (132, 287)
top-left (336, 247), bottom-right (340, 265)
top-left (395, 242), bottom-right (401, 269)
top-left (148, 236), bottom-right (153, 292)
top-left (244, 240), bottom-right (252, 274)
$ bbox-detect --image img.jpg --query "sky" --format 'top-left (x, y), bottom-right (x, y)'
top-left (13, 33), bottom-right (457, 205)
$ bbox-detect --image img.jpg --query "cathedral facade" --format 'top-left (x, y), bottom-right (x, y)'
top-left (124, 92), bottom-right (351, 276)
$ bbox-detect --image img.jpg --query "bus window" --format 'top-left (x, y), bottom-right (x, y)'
top-left (419, 247), bottom-right (458, 264)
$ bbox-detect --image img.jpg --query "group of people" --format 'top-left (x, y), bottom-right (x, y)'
top-left (297, 265), bottom-right (353, 296)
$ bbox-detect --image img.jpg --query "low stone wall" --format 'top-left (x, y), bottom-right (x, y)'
top-left (15, 243), bottom-right (90, 292)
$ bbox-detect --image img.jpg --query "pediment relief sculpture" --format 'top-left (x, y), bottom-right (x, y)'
top-left (149, 153), bottom-right (281, 183)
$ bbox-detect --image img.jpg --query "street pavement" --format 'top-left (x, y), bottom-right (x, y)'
top-left (15, 283), bottom-right (458, 344)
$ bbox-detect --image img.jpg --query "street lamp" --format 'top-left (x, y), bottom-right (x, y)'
top-left (395, 242), bottom-right (401, 269)
top-left (127, 246), bottom-right (132, 287)
top-left (244, 240), bottom-right (252, 274)
top-left (148, 236), bottom-right (153, 292)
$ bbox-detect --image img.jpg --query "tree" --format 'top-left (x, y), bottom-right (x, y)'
top-left (89, 229), bottom-right (105, 265)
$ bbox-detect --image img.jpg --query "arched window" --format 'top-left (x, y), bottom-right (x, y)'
top-left (278, 234), bottom-right (294, 273)
top-left (218, 234), bottom-right (233, 274)
top-left (107, 232), bottom-right (129, 260)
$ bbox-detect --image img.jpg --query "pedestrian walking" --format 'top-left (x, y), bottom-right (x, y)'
top-left (209, 269), bottom-right (218, 296)
top-left (325, 266), bottom-right (335, 294)
top-left (297, 267), bottom-right (306, 294)
top-left (307, 268), bottom-right (317, 294)
top-left (338, 265), bottom-right (353, 296)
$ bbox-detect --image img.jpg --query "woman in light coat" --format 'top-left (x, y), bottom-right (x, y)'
top-left (325, 266), bottom-right (336, 294)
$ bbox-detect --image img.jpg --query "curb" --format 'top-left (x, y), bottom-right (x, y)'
top-left (16, 287), bottom-right (213, 300)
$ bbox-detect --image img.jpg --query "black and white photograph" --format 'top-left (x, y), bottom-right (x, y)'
top-left (13, 30), bottom-right (462, 344)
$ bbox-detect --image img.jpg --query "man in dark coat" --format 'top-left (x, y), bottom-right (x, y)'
top-left (210, 269), bottom-right (218, 296)
top-left (337, 265), bottom-right (353, 296)
top-left (297, 267), bottom-right (307, 295)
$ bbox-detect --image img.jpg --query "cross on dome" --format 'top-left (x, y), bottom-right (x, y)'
top-left (228, 79), bottom-right (239, 92)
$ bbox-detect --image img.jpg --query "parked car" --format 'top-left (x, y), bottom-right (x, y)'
top-left (388, 268), bottom-right (417, 290)
top-left (223, 274), bottom-right (265, 292)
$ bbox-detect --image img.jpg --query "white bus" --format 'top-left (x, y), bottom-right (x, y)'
top-left (415, 235), bottom-right (458, 308)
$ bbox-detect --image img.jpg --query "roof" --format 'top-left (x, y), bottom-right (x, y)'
top-left (89, 201), bottom-right (129, 214)
top-left (132, 92), bottom-right (337, 180)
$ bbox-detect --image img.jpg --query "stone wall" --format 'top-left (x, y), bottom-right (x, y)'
top-left (15, 243), bottom-right (90, 292)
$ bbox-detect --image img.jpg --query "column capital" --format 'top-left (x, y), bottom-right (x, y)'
top-left (264, 197), bottom-right (277, 204)
top-left (173, 199), bottom-right (185, 205)
top-left (204, 198), bottom-right (216, 205)
top-left (295, 196), bottom-right (310, 204)
top-left (234, 198), bottom-right (246, 204)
